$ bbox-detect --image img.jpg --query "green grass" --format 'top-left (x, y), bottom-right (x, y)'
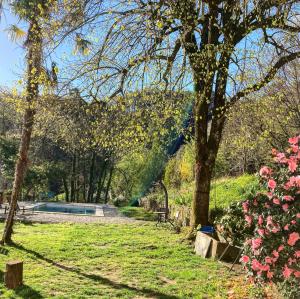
top-left (0, 222), bottom-right (248, 299)
top-left (210, 174), bottom-right (259, 208)
top-left (168, 174), bottom-right (259, 209)
top-left (119, 207), bottom-right (157, 221)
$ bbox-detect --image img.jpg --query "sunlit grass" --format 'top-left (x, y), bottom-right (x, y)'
top-left (0, 222), bottom-right (250, 298)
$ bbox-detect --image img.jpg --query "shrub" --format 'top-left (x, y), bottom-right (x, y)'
top-left (241, 135), bottom-right (300, 298)
top-left (214, 201), bottom-right (254, 246)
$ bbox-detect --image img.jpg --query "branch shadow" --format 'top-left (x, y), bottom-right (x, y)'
top-left (0, 269), bottom-right (44, 299)
top-left (11, 242), bottom-right (180, 299)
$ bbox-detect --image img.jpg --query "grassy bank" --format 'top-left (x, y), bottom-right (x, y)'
top-left (167, 174), bottom-right (259, 209)
top-left (0, 222), bottom-right (250, 298)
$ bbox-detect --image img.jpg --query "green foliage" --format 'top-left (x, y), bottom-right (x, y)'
top-left (164, 141), bottom-right (194, 188)
top-left (113, 142), bottom-right (168, 201)
top-left (0, 137), bottom-right (18, 180)
top-left (214, 201), bottom-right (254, 246)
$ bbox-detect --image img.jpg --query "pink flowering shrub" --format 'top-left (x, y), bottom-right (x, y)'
top-left (241, 135), bottom-right (300, 298)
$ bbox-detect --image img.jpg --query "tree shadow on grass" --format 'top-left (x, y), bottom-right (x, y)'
top-left (0, 269), bottom-right (44, 299)
top-left (11, 242), bottom-right (180, 299)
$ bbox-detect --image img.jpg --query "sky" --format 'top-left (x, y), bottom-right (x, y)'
top-left (0, 9), bottom-right (26, 88)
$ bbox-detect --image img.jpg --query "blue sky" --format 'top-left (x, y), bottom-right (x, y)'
top-left (0, 10), bottom-right (25, 87)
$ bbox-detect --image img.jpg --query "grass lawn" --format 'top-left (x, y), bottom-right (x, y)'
top-left (119, 207), bottom-right (157, 221)
top-left (0, 222), bottom-right (251, 299)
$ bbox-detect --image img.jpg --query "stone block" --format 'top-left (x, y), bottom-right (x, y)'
top-left (194, 231), bottom-right (213, 258)
top-left (195, 231), bottom-right (242, 263)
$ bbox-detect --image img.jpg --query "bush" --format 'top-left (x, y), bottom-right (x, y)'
top-left (241, 135), bottom-right (300, 298)
top-left (214, 201), bottom-right (254, 246)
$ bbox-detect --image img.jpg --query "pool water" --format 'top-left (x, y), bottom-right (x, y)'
top-left (33, 204), bottom-right (96, 215)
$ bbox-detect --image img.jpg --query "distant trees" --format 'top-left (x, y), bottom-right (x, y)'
top-left (219, 59), bottom-right (300, 175)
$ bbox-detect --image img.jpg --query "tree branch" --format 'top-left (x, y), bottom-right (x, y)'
top-left (229, 51), bottom-right (300, 106)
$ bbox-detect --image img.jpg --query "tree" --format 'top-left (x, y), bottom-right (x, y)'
top-left (1, 0), bottom-right (47, 244)
top-left (66, 0), bottom-right (300, 228)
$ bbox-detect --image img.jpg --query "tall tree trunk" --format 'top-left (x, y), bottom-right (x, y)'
top-left (104, 166), bottom-right (113, 204)
top-left (191, 155), bottom-right (213, 227)
top-left (1, 18), bottom-right (42, 244)
top-left (62, 177), bottom-right (69, 202)
top-left (87, 152), bottom-right (96, 202)
top-left (95, 160), bottom-right (107, 203)
top-left (82, 154), bottom-right (86, 202)
top-left (70, 152), bottom-right (76, 202)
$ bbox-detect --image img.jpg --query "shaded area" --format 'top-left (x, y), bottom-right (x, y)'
top-left (119, 207), bottom-right (156, 221)
top-left (11, 242), bottom-right (180, 299)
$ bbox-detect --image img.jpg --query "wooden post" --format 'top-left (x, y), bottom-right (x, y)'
top-left (4, 260), bottom-right (23, 289)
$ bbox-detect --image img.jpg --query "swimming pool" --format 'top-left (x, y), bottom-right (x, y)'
top-left (32, 203), bottom-right (96, 215)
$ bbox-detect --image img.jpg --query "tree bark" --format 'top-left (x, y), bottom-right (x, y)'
top-left (1, 17), bottom-right (42, 244)
top-left (87, 152), bottom-right (96, 202)
top-left (70, 152), bottom-right (76, 202)
top-left (104, 165), bottom-right (113, 204)
top-left (95, 160), bottom-right (107, 203)
top-left (62, 177), bottom-right (69, 202)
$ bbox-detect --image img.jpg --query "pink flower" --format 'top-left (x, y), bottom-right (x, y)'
top-left (272, 250), bottom-right (279, 258)
top-left (288, 176), bottom-right (300, 187)
top-left (265, 256), bottom-right (273, 264)
top-left (275, 152), bottom-right (287, 163)
top-left (259, 166), bottom-right (272, 178)
top-left (268, 179), bottom-right (276, 190)
top-left (271, 226), bottom-right (280, 233)
top-left (283, 195), bottom-right (294, 201)
top-left (258, 215), bottom-right (264, 225)
top-left (297, 213), bottom-right (300, 218)
top-left (288, 136), bottom-right (299, 145)
top-left (284, 224), bottom-right (289, 231)
top-left (288, 258), bottom-right (296, 265)
top-left (267, 271), bottom-right (274, 279)
top-left (287, 232), bottom-right (300, 246)
top-left (294, 251), bottom-right (300, 258)
top-left (278, 245), bottom-right (284, 252)
top-left (245, 215), bottom-right (253, 225)
top-left (282, 204), bottom-right (289, 212)
top-left (291, 220), bottom-right (296, 225)
top-left (260, 264), bottom-right (270, 271)
top-left (291, 145), bottom-right (299, 153)
top-left (294, 271), bottom-right (300, 278)
top-left (252, 238), bottom-right (263, 250)
top-left (257, 229), bottom-right (265, 236)
top-left (242, 201), bottom-right (249, 213)
top-left (273, 198), bottom-right (280, 205)
top-left (288, 158), bottom-right (297, 173)
top-left (240, 255), bottom-right (250, 263)
top-left (251, 259), bottom-right (262, 271)
top-left (283, 265), bottom-right (293, 278)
